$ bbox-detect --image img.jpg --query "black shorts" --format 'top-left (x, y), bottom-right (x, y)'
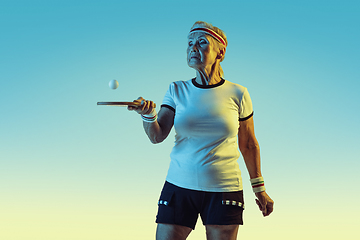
top-left (155, 181), bottom-right (244, 230)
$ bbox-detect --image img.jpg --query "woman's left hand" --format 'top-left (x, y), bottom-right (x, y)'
top-left (255, 191), bottom-right (274, 217)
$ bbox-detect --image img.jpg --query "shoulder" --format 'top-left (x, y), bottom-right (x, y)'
top-left (224, 79), bottom-right (247, 91)
top-left (172, 79), bottom-right (192, 86)
top-left (168, 79), bottom-right (193, 90)
top-left (223, 79), bottom-right (249, 96)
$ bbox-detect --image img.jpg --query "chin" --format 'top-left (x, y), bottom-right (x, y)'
top-left (188, 64), bottom-right (199, 70)
top-left (188, 62), bottom-right (201, 69)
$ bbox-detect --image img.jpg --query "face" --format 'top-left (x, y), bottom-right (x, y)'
top-left (187, 32), bottom-right (219, 70)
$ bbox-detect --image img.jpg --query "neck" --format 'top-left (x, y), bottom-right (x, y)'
top-left (195, 62), bottom-right (222, 86)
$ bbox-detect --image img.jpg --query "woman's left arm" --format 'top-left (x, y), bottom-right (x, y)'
top-left (238, 116), bottom-right (274, 216)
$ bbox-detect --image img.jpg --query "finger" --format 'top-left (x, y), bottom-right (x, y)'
top-left (256, 198), bottom-right (267, 216)
top-left (133, 97), bottom-right (143, 105)
top-left (263, 209), bottom-right (270, 217)
top-left (255, 199), bottom-right (262, 211)
top-left (262, 203), bottom-right (268, 216)
top-left (256, 198), bottom-right (265, 210)
top-left (129, 106), bottom-right (141, 113)
top-left (144, 101), bottom-right (154, 114)
top-left (142, 100), bottom-right (149, 113)
top-left (263, 199), bottom-right (275, 217)
top-left (265, 202), bottom-right (274, 216)
top-left (140, 100), bottom-right (152, 115)
top-left (139, 100), bottom-right (147, 113)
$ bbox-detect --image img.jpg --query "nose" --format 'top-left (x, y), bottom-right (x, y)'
top-left (189, 43), bottom-right (199, 52)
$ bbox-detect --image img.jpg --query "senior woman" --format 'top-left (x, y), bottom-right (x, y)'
top-left (128, 21), bottom-right (274, 240)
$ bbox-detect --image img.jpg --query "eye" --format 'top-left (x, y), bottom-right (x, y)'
top-left (199, 39), bottom-right (207, 45)
top-left (188, 41), bottom-right (193, 46)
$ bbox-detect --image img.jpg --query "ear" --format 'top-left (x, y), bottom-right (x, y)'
top-left (217, 48), bottom-right (226, 59)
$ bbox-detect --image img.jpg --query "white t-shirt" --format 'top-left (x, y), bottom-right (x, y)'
top-left (162, 78), bottom-right (253, 192)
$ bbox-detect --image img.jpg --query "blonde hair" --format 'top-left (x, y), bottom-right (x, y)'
top-left (190, 21), bottom-right (227, 78)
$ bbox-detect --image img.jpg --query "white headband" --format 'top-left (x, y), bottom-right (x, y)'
top-left (189, 27), bottom-right (227, 46)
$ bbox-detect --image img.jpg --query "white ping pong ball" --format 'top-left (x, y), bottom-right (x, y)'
top-left (109, 79), bottom-right (119, 89)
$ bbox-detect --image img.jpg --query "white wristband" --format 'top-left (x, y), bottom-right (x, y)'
top-left (141, 109), bottom-right (157, 122)
top-left (250, 177), bottom-right (266, 193)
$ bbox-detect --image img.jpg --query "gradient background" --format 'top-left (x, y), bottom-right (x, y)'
top-left (1, 0), bottom-right (359, 239)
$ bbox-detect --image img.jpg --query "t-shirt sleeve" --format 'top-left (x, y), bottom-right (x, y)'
top-left (239, 88), bottom-right (254, 121)
top-left (161, 83), bottom-right (176, 112)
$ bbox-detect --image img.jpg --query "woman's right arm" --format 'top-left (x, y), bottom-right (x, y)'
top-left (128, 97), bottom-right (174, 144)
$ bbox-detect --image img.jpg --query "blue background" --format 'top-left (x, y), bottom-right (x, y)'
top-left (1, 0), bottom-right (359, 239)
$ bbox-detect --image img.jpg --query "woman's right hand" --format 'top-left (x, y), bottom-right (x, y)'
top-left (128, 97), bottom-right (156, 115)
